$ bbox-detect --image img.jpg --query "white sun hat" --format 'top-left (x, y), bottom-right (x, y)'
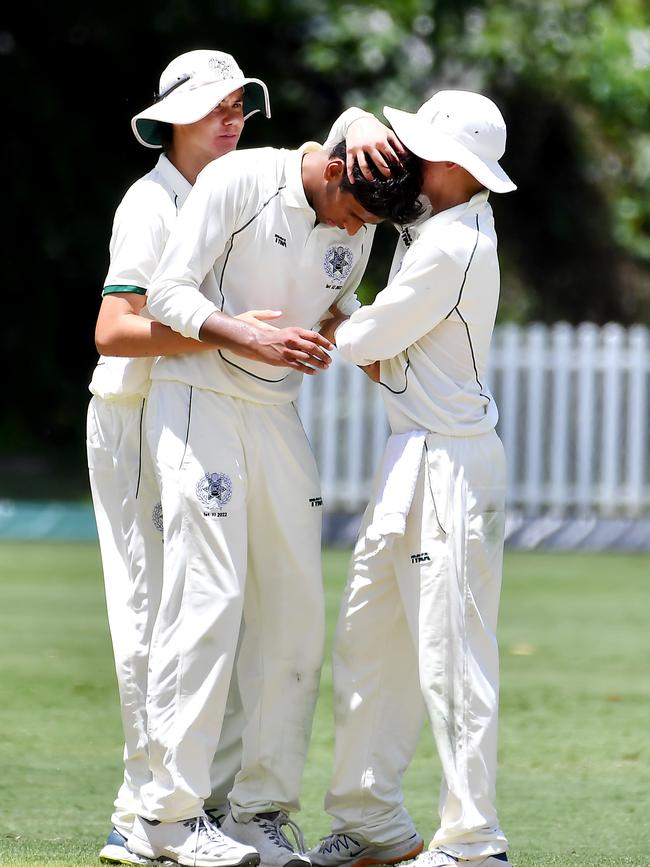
top-left (384, 90), bottom-right (516, 193)
top-left (132, 49), bottom-right (271, 149)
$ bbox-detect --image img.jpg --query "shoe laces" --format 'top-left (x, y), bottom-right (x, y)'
top-left (417, 851), bottom-right (458, 867)
top-left (255, 811), bottom-right (306, 854)
top-left (317, 833), bottom-right (362, 855)
top-left (181, 815), bottom-right (224, 866)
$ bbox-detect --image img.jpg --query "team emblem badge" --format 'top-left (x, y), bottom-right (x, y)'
top-left (196, 472), bottom-right (233, 508)
top-left (208, 56), bottom-right (238, 80)
top-left (323, 245), bottom-right (354, 283)
top-left (152, 501), bottom-right (163, 533)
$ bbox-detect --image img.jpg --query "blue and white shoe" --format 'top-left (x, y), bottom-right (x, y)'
top-left (412, 850), bottom-right (512, 867)
top-left (308, 831), bottom-right (424, 867)
top-left (99, 827), bottom-right (163, 865)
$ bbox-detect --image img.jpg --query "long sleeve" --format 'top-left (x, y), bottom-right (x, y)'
top-left (335, 240), bottom-right (464, 367)
top-left (146, 154), bottom-right (254, 340)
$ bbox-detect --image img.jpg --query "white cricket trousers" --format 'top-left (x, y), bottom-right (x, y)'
top-left (87, 395), bottom-right (245, 833)
top-left (87, 395), bottom-right (163, 835)
top-left (141, 381), bottom-right (325, 822)
top-left (326, 429), bottom-right (509, 860)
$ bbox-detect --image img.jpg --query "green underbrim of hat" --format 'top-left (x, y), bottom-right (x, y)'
top-left (137, 119), bottom-right (165, 147)
top-left (136, 85), bottom-right (268, 148)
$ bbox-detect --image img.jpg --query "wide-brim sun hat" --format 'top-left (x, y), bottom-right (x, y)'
top-left (132, 49), bottom-right (271, 149)
top-left (384, 90), bottom-right (516, 193)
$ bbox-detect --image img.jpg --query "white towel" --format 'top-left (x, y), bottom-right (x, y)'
top-left (365, 430), bottom-right (427, 548)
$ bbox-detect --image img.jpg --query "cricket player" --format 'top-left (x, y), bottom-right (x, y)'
top-left (308, 91), bottom-right (517, 867)
top-left (123, 123), bottom-right (423, 865)
top-left (87, 48), bottom-right (337, 867)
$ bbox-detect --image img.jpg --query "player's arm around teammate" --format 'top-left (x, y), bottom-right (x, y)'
top-left (88, 49), bottom-right (296, 867)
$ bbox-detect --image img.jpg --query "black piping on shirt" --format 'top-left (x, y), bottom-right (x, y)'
top-left (443, 214), bottom-right (490, 407)
top-left (178, 385), bottom-right (193, 469)
top-left (379, 349), bottom-right (411, 394)
top-left (135, 397), bottom-right (145, 499)
top-left (217, 185), bottom-right (289, 383)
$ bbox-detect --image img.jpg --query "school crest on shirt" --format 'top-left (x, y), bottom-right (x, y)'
top-left (196, 472), bottom-right (233, 509)
top-left (323, 244), bottom-right (354, 283)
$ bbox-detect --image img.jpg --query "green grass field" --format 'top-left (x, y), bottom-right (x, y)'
top-left (0, 542), bottom-right (648, 867)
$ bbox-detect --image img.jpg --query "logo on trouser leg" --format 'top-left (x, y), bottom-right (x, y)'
top-left (309, 497), bottom-right (323, 507)
top-left (410, 552), bottom-right (431, 564)
top-left (152, 501), bottom-right (163, 533)
top-left (196, 472), bottom-right (232, 514)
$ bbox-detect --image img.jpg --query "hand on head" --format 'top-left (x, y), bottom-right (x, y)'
top-left (345, 115), bottom-right (407, 183)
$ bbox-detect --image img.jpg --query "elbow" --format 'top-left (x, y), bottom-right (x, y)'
top-left (95, 322), bottom-right (126, 357)
top-left (94, 323), bottom-right (111, 356)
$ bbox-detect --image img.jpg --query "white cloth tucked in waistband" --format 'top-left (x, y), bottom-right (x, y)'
top-left (366, 430), bottom-right (427, 547)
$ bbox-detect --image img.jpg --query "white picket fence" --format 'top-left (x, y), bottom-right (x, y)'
top-left (295, 322), bottom-right (650, 518)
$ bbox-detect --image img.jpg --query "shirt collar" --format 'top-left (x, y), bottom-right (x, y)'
top-left (282, 141), bottom-right (323, 210)
top-left (410, 189), bottom-right (490, 240)
top-left (156, 153), bottom-right (193, 209)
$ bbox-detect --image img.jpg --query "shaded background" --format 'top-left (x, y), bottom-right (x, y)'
top-left (2, 0), bottom-right (649, 499)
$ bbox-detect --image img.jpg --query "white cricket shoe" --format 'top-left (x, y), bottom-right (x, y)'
top-left (309, 831), bottom-right (424, 867)
top-left (412, 850), bottom-right (512, 867)
top-left (220, 810), bottom-right (310, 867)
top-left (127, 814), bottom-right (260, 867)
top-left (99, 827), bottom-right (162, 865)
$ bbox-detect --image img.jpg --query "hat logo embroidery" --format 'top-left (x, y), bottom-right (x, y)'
top-left (323, 245), bottom-right (354, 283)
top-left (208, 57), bottom-right (238, 80)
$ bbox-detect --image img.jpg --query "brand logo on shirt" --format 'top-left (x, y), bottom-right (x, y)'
top-left (309, 497), bottom-right (323, 508)
top-left (323, 244), bottom-right (354, 283)
top-left (152, 501), bottom-right (164, 534)
top-left (401, 227), bottom-right (414, 248)
top-left (410, 552), bottom-right (431, 564)
top-left (275, 233), bottom-right (287, 247)
top-left (196, 472), bottom-right (233, 510)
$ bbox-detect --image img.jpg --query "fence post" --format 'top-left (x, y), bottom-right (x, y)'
top-left (576, 323), bottom-right (598, 518)
top-left (497, 323), bottom-right (521, 509)
top-left (523, 323), bottom-right (546, 516)
top-left (549, 322), bottom-right (572, 514)
top-left (626, 325), bottom-right (648, 516)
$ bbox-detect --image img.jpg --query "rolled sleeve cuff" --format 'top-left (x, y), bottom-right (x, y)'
top-left (336, 319), bottom-right (375, 368)
top-left (186, 299), bottom-right (221, 341)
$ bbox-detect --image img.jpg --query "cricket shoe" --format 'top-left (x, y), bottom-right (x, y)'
top-left (309, 831), bottom-right (424, 867)
top-left (99, 827), bottom-right (171, 865)
top-left (412, 850), bottom-right (512, 867)
top-left (220, 810), bottom-right (309, 867)
top-left (127, 814), bottom-right (260, 867)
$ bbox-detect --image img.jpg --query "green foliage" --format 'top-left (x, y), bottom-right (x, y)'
top-left (1, 543), bottom-right (649, 865)
top-left (461, 0), bottom-right (650, 264)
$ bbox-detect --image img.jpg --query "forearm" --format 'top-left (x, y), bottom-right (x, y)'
top-left (95, 292), bottom-right (210, 357)
top-left (198, 311), bottom-right (262, 358)
top-left (96, 312), bottom-right (207, 357)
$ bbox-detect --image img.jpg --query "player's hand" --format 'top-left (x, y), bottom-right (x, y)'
top-left (235, 309), bottom-right (283, 331)
top-left (346, 115), bottom-right (407, 183)
top-left (249, 326), bottom-right (334, 375)
top-left (360, 361), bottom-right (380, 383)
top-left (319, 304), bottom-right (349, 346)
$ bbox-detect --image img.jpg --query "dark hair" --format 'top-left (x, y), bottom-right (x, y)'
top-left (330, 140), bottom-right (423, 225)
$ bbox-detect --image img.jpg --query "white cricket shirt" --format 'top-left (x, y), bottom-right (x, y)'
top-left (88, 155), bottom-right (192, 399)
top-left (336, 191), bottom-right (501, 436)
top-left (146, 144), bottom-right (375, 405)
